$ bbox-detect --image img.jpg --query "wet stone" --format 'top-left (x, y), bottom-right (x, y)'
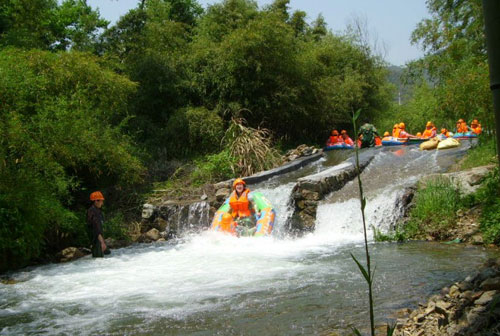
top-left (477, 267), bottom-right (497, 283)
top-left (449, 285), bottom-right (460, 298)
top-left (480, 277), bottom-right (500, 291)
top-left (474, 290), bottom-right (498, 305)
top-left (457, 281), bottom-right (472, 292)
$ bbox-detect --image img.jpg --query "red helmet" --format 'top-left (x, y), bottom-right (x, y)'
top-left (90, 191), bottom-right (104, 201)
top-left (232, 178), bottom-right (246, 189)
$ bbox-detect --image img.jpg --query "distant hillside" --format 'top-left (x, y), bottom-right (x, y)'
top-left (387, 65), bottom-right (414, 104)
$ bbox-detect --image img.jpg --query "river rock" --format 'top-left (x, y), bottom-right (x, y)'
top-left (477, 267), bottom-right (498, 283)
top-left (480, 277), bottom-right (500, 291)
top-left (449, 285), bottom-right (460, 298)
top-left (142, 203), bottom-right (155, 219)
top-left (213, 180), bottom-right (231, 190)
top-left (474, 290), bottom-right (498, 305)
top-left (105, 238), bottom-right (129, 249)
top-left (215, 188), bottom-right (230, 202)
top-left (284, 144), bottom-right (319, 162)
top-left (152, 217), bottom-right (168, 232)
top-left (58, 247), bottom-right (85, 262)
top-left (145, 228), bottom-right (160, 241)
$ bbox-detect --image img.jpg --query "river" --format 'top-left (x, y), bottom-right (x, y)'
top-left (1, 140), bottom-right (497, 335)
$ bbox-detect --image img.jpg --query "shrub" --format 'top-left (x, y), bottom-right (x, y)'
top-left (460, 136), bottom-right (498, 170)
top-left (186, 107), bottom-right (224, 153)
top-left (0, 48), bottom-right (144, 271)
top-left (103, 212), bottom-right (130, 241)
top-left (223, 117), bottom-right (283, 176)
top-left (404, 177), bottom-right (461, 239)
top-left (478, 168), bottom-right (500, 244)
top-left (165, 107), bottom-right (224, 157)
top-left (191, 149), bottom-right (236, 185)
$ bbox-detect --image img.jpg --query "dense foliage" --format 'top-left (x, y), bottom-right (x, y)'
top-left (0, 48), bottom-right (144, 271)
top-left (375, 0), bottom-right (493, 136)
top-left (100, 0), bottom-right (390, 153)
top-left (2, 0), bottom-right (497, 271)
top-left (0, 0), bottom-right (390, 270)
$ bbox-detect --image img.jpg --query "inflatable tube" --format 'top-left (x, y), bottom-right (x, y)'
top-left (407, 137), bottom-right (430, 145)
top-left (210, 191), bottom-right (276, 237)
top-left (437, 137), bottom-right (461, 150)
top-left (381, 136), bottom-right (408, 146)
top-left (453, 132), bottom-right (477, 139)
top-left (419, 137), bottom-right (440, 150)
top-left (324, 143), bottom-right (354, 151)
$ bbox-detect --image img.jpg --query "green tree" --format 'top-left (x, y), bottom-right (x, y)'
top-left (0, 0), bottom-right (108, 51)
top-left (0, 48), bottom-right (144, 271)
top-left (397, 0), bottom-right (493, 133)
top-left (101, 0), bottom-right (195, 152)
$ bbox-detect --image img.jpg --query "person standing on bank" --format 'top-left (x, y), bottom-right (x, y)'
top-left (87, 191), bottom-right (110, 257)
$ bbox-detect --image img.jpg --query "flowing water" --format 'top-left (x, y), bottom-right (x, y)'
top-left (1, 142), bottom-right (498, 335)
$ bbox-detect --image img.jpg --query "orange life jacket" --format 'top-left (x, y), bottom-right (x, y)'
top-left (471, 125), bottom-right (482, 135)
top-left (422, 129), bottom-right (433, 138)
top-left (375, 137), bottom-right (382, 146)
top-left (343, 137), bottom-right (354, 146)
top-left (457, 123), bottom-right (469, 133)
top-left (392, 128), bottom-right (400, 138)
top-left (328, 136), bottom-right (338, 145)
top-left (229, 189), bottom-right (252, 218)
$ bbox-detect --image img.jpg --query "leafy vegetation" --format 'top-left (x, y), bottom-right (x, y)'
top-left (403, 177), bottom-right (462, 240)
top-left (460, 137), bottom-right (498, 170)
top-left (0, 0), bottom-right (498, 272)
top-left (374, 0), bottom-right (493, 137)
top-left (0, 48), bottom-right (144, 271)
top-left (476, 168), bottom-right (500, 244)
top-left (389, 137), bottom-right (498, 243)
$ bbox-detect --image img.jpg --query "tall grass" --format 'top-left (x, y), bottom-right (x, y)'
top-left (460, 136), bottom-right (498, 170)
top-left (477, 167), bottom-right (500, 244)
top-left (405, 177), bottom-right (461, 239)
top-left (223, 117), bottom-right (283, 177)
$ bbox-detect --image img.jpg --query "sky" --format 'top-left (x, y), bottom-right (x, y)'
top-left (87, 0), bottom-right (430, 66)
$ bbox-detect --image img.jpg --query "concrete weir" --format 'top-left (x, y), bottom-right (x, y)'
top-left (244, 151), bottom-right (323, 185)
top-left (290, 151), bottom-right (375, 232)
top-left (141, 150), bottom-right (324, 236)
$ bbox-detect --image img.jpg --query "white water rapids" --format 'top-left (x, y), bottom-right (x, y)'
top-left (1, 143), bottom-right (497, 335)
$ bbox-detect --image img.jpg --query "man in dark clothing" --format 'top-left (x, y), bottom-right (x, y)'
top-left (358, 123), bottom-right (379, 148)
top-left (87, 191), bottom-right (110, 257)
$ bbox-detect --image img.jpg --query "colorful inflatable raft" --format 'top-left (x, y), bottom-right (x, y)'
top-left (324, 143), bottom-right (354, 151)
top-left (210, 191), bottom-right (276, 237)
top-left (381, 136), bottom-right (408, 146)
top-left (453, 132), bottom-right (478, 139)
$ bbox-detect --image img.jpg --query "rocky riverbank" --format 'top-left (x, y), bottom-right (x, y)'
top-left (390, 164), bottom-right (499, 335)
top-left (393, 257), bottom-right (500, 335)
